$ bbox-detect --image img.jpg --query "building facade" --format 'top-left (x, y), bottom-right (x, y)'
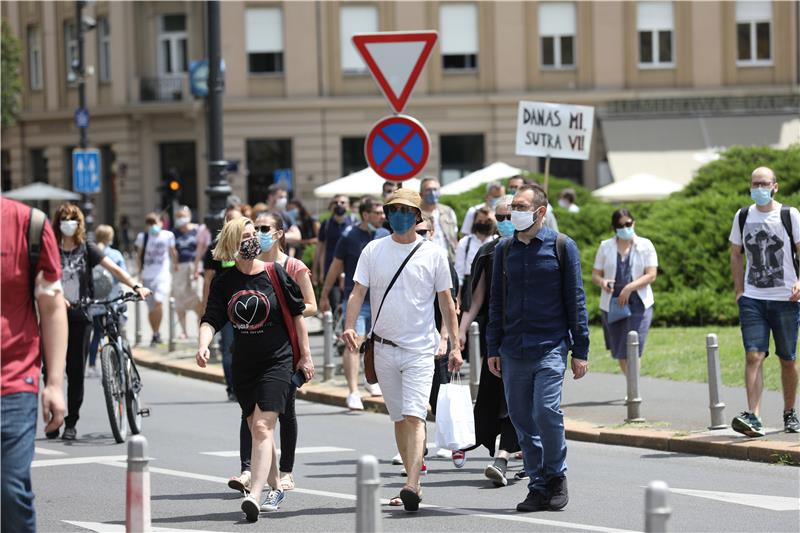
top-left (1, 1), bottom-right (798, 228)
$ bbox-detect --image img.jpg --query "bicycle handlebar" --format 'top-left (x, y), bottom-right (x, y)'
top-left (76, 292), bottom-right (143, 308)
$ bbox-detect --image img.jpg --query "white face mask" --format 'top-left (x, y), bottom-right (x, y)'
top-left (275, 197), bottom-right (288, 211)
top-left (558, 199), bottom-right (569, 209)
top-left (175, 217), bottom-right (190, 228)
top-left (510, 210), bottom-right (537, 232)
top-left (60, 220), bottom-right (79, 237)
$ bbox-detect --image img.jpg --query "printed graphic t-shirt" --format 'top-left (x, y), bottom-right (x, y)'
top-left (61, 243), bottom-right (104, 320)
top-left (201, 263), bottom-right (305, 380)
top-left (729, 203), bottom-right (800, 301)
top-left (135, 230), bottom-right (175, 280)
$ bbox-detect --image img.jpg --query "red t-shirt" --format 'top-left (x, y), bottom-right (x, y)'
top-left (1, 198), bottom-right (62, 396)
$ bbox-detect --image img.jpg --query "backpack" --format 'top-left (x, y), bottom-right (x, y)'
top-left (27, 207), bottom-right (47, 298)
top-left (738, 205), bottom-right (799, 278)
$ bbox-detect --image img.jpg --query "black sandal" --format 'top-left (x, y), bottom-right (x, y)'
top-left (399, 485), bottom-right (422, 512)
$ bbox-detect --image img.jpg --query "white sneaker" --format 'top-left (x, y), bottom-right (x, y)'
top-left (346, 392), bottom-right (364, 411)
top-left (365, 382), bottom-right (382, 396)
top-left (436, 448), bottom-right (451, 458)
top-left (391, 453), bottom-right (403, 465)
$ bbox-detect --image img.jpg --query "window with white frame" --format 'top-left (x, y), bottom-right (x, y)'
top-left (98, 17), bottom-right (111, 82)
top-left (64, 21), bottom-right (78, 83)
top-left (246, 8), bottom-right (284, 74)
top-left (539, 3), bottom-right (576, 69)
top-left (637, 2), bottom-right (674, 67)
top-left (158, 14), bottom-right (188, 75)
top-left (340, 5), bottom-right (378, 73)
top-left (440, 3), bottom-right (478, 71)
top-left (27, 26), bottom-right (43, 90)
top-left (736, 1), bottom-right (772, 64)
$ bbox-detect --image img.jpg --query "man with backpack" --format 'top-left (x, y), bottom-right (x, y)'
top-left (486, 183), bottom-right (589, 513)
top-left (729, 166), bottom-right (800, 437)
top-left (1, 198), bottom-right (68, 532)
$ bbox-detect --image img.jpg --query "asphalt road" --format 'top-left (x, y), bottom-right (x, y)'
top-left (33, 368), bottom-right (799, 532)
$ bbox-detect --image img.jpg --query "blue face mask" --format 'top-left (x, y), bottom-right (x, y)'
top-left (497, 220), bottom-right (515, 238)
top-left (148, 224), bottom-right (161, 236)
top-left (616, 227), bottom-right (635, 240)
top-left (259, 232), bottom-right (274, 251)
top-left (750, 187), bottom-right (773, 206)
top-left (367, 222), bottom-right (377, 232)
top-left (286, 208), bottom-right (299, 221)
top-left (387, 210), bottom-right (417, 234)
top-left (423, 190), bottom-right (440, 204)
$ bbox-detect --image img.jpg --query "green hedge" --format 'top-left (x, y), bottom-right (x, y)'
top-left (440, 145), bottom-right (800, 326)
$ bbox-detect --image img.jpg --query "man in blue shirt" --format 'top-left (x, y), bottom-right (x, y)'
top-left (486, 183), bottom-right (589, 513)
top-left (319, 198), bottom-right (388, 409)
top-left (314, 196), bottom-right (356, 312)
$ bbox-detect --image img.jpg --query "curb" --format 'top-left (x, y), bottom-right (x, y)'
top-left (134, 349), bottom-right (800, 466)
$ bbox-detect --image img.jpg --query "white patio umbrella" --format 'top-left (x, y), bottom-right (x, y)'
top-left (313, 167), bottom-right (421, 199)
top-left (3, 182), bottom-right (82, 201)
top-left (439, 162), bottom-right (522, 196)
top-left (591, 173), bottom-right (684, 203)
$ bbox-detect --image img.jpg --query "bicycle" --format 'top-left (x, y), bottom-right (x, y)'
top-left (80, 292), bottom-right (150, 443)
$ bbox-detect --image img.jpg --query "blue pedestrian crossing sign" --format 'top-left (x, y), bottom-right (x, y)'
top-left (72, 149), bottom-right (101, 194)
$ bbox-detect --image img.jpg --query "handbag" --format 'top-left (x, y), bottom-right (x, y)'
top-left (264, 262), bottom-right (301, 371)
top-left (607, 296), bottom-right (632, 324)
top-left (434, 373), bottom-right (476, 450)
top-left (359, 241), bottom-right (424, 384)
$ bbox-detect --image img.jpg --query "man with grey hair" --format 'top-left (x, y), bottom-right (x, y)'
top-left (461, 181), bottom-right (505, 236)
top-left (420, 176), bottom-right (459, 263)
top-left (729, 166), bottom-right (800, 437)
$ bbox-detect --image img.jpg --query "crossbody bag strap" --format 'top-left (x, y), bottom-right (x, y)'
top-left (369, 240), bottom-right (424, 336)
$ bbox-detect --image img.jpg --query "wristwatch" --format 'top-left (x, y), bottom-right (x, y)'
top-left (132, 284), bottom-right (142, 291)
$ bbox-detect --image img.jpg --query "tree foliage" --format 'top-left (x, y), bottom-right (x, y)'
top-left (1, 18), bottom-right (22, 128)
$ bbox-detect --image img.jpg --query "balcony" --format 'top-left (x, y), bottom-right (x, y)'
top-left (139, 77), bottom-right (184, 102)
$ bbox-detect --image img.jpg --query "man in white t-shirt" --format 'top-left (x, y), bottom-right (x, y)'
top-left (135, 212), bottom-right (177, 346)
top-left (729, 166), bottom-right (800, 437)
top-left (342, 188), bottom-right (462, 513)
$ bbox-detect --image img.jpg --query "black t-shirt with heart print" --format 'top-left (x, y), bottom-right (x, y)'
top-left (201, 262), bottom-right (305, 383)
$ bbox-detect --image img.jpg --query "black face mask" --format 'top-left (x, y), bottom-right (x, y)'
top-left (473, 222), bottom-right (492, 235)
top-left (333, 205), bottom-right (346, 216)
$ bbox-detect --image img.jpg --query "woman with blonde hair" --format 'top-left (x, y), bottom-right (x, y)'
top-left (51, 204), bottom-right (149, 440)
top-left (196, 217), bottom-right (313, 522)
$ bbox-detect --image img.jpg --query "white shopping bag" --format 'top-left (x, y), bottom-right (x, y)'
top-left (434, 375), bottom-right (475, 450)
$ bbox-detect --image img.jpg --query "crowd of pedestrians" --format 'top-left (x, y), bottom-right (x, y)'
top-left (1, 165), bottom-right (797, 529)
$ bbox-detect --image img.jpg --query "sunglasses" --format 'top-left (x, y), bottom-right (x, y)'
top-left (495, 214), bottom-right (511, 222)
top-left (615, 221), bottom-right (634, 229)
top-left (416, 229), bottom-right (431, 237)
top-left (257, 225), bottom-right (273, 233)
top-left (385, 205), bottom-right (415, 215)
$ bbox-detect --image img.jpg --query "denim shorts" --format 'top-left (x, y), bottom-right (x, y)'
top-left (341, 301), bottom-right (371, 337)
top-left (738, 296), bottom-right (799, 361)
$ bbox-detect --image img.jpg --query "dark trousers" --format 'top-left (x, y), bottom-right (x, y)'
top-left (65, 320), bottom-right (91, 428)
top-left (240, 386), bottom-right (298, 473)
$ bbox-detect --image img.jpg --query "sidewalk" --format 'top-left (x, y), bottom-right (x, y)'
top-left (132, 316), bottom-right (800, 466)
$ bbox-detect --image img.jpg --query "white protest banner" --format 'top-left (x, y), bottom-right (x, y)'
top-left (515, 100), bottom-right (595, 161)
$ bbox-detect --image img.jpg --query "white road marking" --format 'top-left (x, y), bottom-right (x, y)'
top-left (63, 521), bottom-right (200, 532)
top-left (201, 446), bottom-right (354, 457)
top-left (35, 447), bottom-right (67, 456)
top-left (101, 462), bottom-right (639, 532)
top-left (669, 487), bottom-right (800, 512)
top-left (31, 455), bottom-right (128, 468)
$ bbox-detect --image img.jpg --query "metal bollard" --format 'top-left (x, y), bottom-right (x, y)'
top-left (126, 435), bottom-right (151, 533)
top-left (625, 330), bottom-right (645, 423)
top-left (468, 321), bottom-right (481, 401)
top-left (167, 297), bottom-right (176, 352)
top-left (706, 333), bottom-right (727, 429)
top-left (645, 480), bottom-right (671, 533)
top-left (356, 455), bottom-right (381, 533)
top-left (323, 311), bottom-right (335, 382)
top-left (134, 297), bottom-right (142, 347)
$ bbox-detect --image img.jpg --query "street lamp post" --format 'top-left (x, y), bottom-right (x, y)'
top-left (75, 0), bottom-right (95, 236)
top-left (204, 0), bottom-right (230, 237)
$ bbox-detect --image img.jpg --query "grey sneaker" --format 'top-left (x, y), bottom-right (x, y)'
top-left (731, 411), bottom-right (765, 437)
top-left (241, 495), bottom-right (260, 522)
top-left (260, 489), bottom-right (285, 512)
top-left (784, 409), bottom-right (800, 433)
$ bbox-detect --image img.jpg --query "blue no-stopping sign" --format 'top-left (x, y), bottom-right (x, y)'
top-left (365, 115), bottom-right (430, 182)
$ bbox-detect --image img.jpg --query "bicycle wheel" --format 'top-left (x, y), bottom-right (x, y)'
top-left (100, 344), bottom-right (127, 443)
top-left (123, 341), bottom-right (143, 434)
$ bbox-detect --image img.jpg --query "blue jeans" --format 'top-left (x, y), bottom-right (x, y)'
top-left (502, 342), bottom-right (568, 493)
top-left (342, 301), bottom-right (371, 337)
top-left (1, 392), bottom-right (38, 533)
top-left (220, 322), bottom-right (234, 392)
top-left (738, 297), bottom-right (799, 361)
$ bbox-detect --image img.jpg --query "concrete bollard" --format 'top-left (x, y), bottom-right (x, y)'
top-left (645, 480), bottom-right (671, 533)
top-left (356, 455), bottom-right (381, 533)
top-left (468, 321), bottom-right (481, 401)
top-left (134, 297), bottom-right (142, 347)
top-left (706, 333), bottom-right (727, 430)
top-left (323, 311), bottom-right (335, 382)
top-left (167, 297), bottom-right (176, 352)
top-left (126, 435), bottom-right (151, 533)
top-left (625, 330), bottom-right (645, 423)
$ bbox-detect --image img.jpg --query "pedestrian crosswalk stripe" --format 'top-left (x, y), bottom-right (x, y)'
top-left (32, 455), bottom-right (128, 468)
top-left (668, 487), bottom-right (800, 511)
top-left (64, 521), bottom-right (190, 532)
top-left (200, 446), bottom-right (354, 457)
top-left (35, 447), bottom-right (67, 456)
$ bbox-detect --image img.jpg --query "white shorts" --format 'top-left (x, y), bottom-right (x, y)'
top-left (143, 275), bottom-right (170, 311)
top-left (374, 343), bottom-right (434, 422)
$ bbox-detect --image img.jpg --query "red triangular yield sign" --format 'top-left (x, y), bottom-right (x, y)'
top-left (352, 31), bottom-right (438, 114)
